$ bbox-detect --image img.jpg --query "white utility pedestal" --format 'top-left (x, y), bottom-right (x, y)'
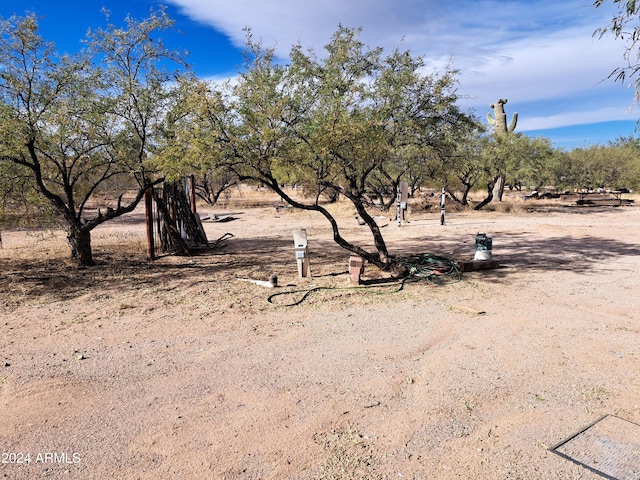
top-left (293, 229), bottom-right (310, 277)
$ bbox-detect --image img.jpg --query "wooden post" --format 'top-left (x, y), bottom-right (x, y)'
top-left (145, 187), bottom-right (155, 260)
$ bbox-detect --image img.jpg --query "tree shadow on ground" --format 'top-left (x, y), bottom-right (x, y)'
top-left (0, 237), bottom-right (297, 303)
top-left (2, 228), bottom-right (639, 303)
top-left (392, 232), bottom-right (640, 280)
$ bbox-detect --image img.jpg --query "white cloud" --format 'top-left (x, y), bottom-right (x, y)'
top-left (167, 0), bottom-right (639, 131)
top-left (521, 106), bottom-right (637, 131)
top-left (458, 25), bottom-right (626, 99)
top-left (168, 0), bottom-right (422, 54)
top-left (167, 0), bottom-right (597, 56)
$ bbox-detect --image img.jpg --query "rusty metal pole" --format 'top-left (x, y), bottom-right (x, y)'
top-left (189, 174), bottom-right (197, 214)
top-left (145, 187), bottom-right (155, 260)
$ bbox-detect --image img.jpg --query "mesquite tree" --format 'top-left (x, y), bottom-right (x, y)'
top-left (0, 9), bottom-right (186, 266)
top-left (174, 27), bottom-right (475, 269)
top-left (595, 0), bottom-right (640, 103)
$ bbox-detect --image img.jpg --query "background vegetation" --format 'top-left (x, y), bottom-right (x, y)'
top-left (1, 2), bottom-right (639, 267)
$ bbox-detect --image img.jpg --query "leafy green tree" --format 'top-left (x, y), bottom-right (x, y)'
top-left (156, 76), bottom-right (240, 206)
top-left (471, 133), bottom-right (556, 208)
top-left (0, 9), bottom-right (186, 266)
top-left (0, 159), bottom-right (44, 221)
top-left (560, 138), bottom-right (639, 190)
top-left (441, 131), bottom-right (486, 206)
top-left (594, 1), bottom-right (640, 190)
top-left (605, 136), bottom-right (640, 189)
top-left (504, 136), bottom-right (556, 191)
top-left (473, 134), bottom-right (513, 210)
top-left (595, 0), bottom-right (640, 103)
top-left (548, 149), bottom-right (582, 191)
top-left (177, 27), bottom-right (475, 269)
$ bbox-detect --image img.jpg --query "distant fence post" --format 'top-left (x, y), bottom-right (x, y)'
top-left (189, 174), bottom-right (197, 214)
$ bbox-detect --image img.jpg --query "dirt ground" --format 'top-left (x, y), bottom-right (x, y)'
top-left (1, 191), bottom-right (639, 479)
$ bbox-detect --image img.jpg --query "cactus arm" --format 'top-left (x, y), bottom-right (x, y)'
top-left (486, 112), bottom-right (496, 126)
top-left (508, 112), bottom-right (518, 133)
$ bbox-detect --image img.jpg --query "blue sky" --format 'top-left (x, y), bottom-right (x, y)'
top-left (1, 0), bottom-right (638, 150)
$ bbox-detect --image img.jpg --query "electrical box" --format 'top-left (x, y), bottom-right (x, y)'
top-left (396, 182), bottom-right (409, 225)
top-left (293, 229), bottom-right (310, 277)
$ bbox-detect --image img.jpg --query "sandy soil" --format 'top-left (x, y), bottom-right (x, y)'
top-left (1, 194), bottom-right (639, 479)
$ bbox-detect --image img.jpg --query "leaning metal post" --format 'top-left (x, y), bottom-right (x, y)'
top-left (440, 188), bottom-right (446, 225)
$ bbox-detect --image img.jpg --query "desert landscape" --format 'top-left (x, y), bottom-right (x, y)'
top-left (1, 189), bottom-right (639, 479)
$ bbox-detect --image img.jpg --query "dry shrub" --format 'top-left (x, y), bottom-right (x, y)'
top-left (482, 201), bottom-right (526, 214)
top-left (209, 183), bottom-right (280, 209)
top-left (418, 192), bottom-right (467, 213)
top-left (315, 425), bottom-right (383, 480)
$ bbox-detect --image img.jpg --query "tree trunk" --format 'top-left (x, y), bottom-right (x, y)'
top-left (263, 179), bottom-right (392, 270)
top-left (474, 176), bottom-right (499, 211)
top-left (323, 189), bottom-right (340, 203)
top-left (447, 184), bottom-right (470, 206)
top-left (67, 225), bottom-right (95, 267)
top-left (493, 175), bottom-right (506, 201)
top-left (352, 198), bottom-right (390, 266)
top-left (461, 188), bottom-right (470, 206)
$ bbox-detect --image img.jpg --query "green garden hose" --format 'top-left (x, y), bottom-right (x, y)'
top-left (267, 253), bottom-right (460, 306)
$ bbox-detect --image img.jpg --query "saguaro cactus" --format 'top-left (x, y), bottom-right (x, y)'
top-left (482, 98), bottom-right (518, 206)
top-left (487, 98), bottom-right (518, 133)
